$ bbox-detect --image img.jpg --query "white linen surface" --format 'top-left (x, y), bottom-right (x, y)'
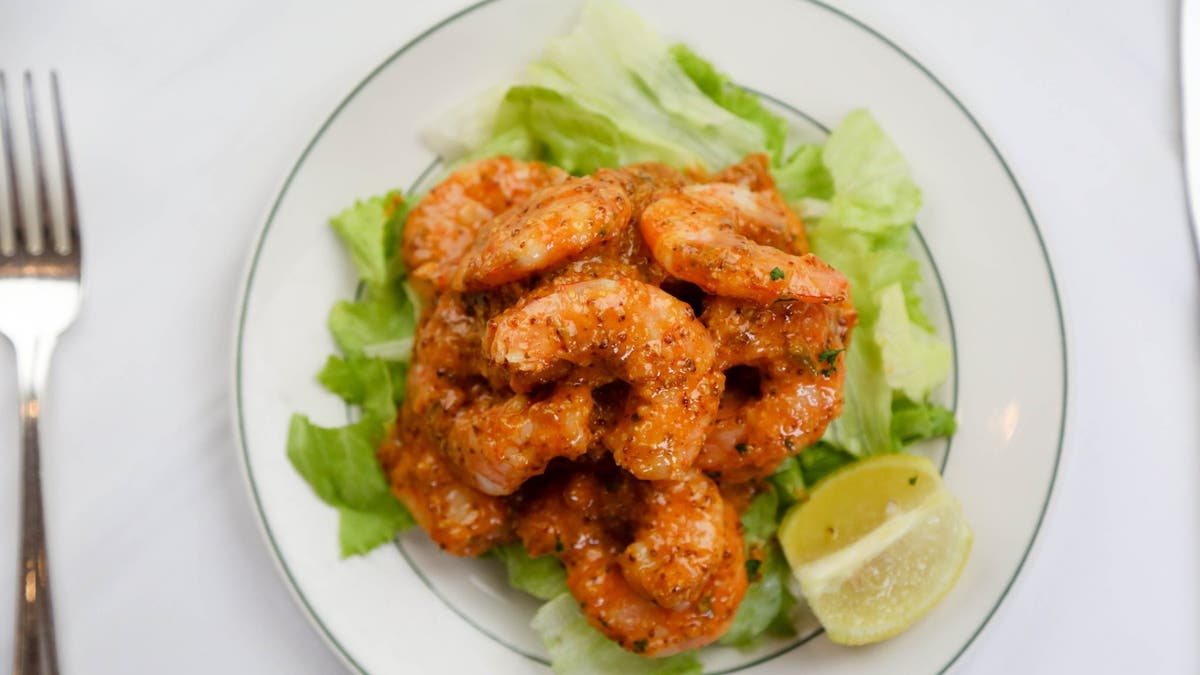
top-left (0, 0), bottom-right (1195, 672)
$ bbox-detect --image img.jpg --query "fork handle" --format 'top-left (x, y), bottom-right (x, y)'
top-left (12, 335), bottom-right (60, 675)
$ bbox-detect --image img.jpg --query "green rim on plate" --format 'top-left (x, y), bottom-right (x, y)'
top-left (235, 1), bottom-right (1068, 673)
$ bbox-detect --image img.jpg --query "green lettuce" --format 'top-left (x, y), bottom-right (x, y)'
top-left (532, 594), bottom-right (702, 675)
top-left (798, 442), bottom-right (857, 487)
top-left (802, 113), bottom-right (952, 456)
top-left (669, 44), bottom-right (787, 162)
top-left (339, 503), bottom-right (416, 558)
top-left (720, 489), bottom-right (796, 648)
top-left (327, 288), bottom-right (418, 359)
top-left (891, 397), bottom-right (957, 447)
top-left (525, 0), bottom-right (769, 170)
top-left (774, 144), bottom-right (834, 204)
top-left (739, 488), bottom-right (781, 545)
top-left (436, 0), bottom-right (772, 173)
top-left (819, 328), bottom-right (895, 457)
top-left (875, 282), bottom-right (951, 401)
top-left (286, 415), bottom-right (414, 557)
top-left (472, 85), bottom-right (621, 175)
top-left (492, 544), bottom-right (569, 601)
top-left (721, 546), bottom-right (794, 648)
top-left (287, 189), bottom-right (420, 557)
top-left (317, 355), bottom-right (403, 421)
top-left (286, 416), bottom-right (394, 513)
top-left (820, 109), bottom-right (923, 236)
top-left (329, 192), bottom-right (404, 289)
top-left (768, 456), bottom-right (807, 508)
top-left (326, 190), bottom-right (419, 361)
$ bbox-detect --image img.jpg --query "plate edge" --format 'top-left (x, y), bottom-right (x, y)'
top-left (229, 1), bottom-right (1072, 674)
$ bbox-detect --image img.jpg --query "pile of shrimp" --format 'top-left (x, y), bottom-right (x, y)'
top-left (377, 154), bottom-right (857, 656)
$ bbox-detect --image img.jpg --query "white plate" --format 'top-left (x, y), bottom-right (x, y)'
top-left (235, 1), bottom-right (1066, 673)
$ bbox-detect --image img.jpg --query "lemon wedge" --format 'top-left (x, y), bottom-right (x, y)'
top-left (778, 454), bottom-right (972, 645)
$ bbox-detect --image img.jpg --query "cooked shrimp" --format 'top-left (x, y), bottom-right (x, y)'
top-left (402, 157), bottom-right (567, 296)
top-left (380, 407), bottom-right (514, 557)
top-left (545, 218), bottom-right (668, 286)
top-left (622, 470), bottom-right (726, 608)
top-left (485, 277), bottom-right (722, 480)
top-left (639, 160), bottom-right (848, 304)
top-left (709, 153), bottom-right (810, 252)
top-left (442, 381), bottom-right (594, 496)
top-left (598, 162), bottom-right (689, 214)
top-left (406, 294), bottom-right (594, 495)
top-left (697, 297), bottom-right (857, 481)
top-left (453, 174), bottom-right (633, 291)
top-left (406, 292), bottom-right (518, 406)
top-left (382, 153), bottom-right (859, 651)
top-left (542, 163), bottom-right (686, 286)
top-left (518, 468), bottom-right (747, 656)
top-left (404, 294), bottom-right (492, 420)
top-left (701, 364), bottom-right (844, 481)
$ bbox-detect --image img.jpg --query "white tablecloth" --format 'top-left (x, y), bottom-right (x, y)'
top-left (1, 0), bottom-right (1196, 672)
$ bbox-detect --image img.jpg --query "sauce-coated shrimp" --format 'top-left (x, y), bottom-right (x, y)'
top-left (380, 407), bottom-right (514, 557)
top-left (486, 277), bottom-right (722, 480)
top-left (622, 470), bottom-right (726, 608)
top-left (407, 294), bottom-right (593, 495)
top-left (697, 297), bottom-right (857, 481)
top-left (708, 153), bottom-right (810, 252)
top-left (542, 163), bottom-right (687, 286)
top-left (639, 157), bottom-right (848, 304)
top-left (443, 382), bottom-right (594, 496)
top-left (599, 162), bottom-right (689, 214)
top-left (518, 468), bottom-right (747, 656)
top-left (402, 157), bottom-right (567, 296)
top-left (453, 174), bottom-right (633, 291)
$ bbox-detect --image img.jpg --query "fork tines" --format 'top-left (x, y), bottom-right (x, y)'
top-left (0, 71), bottom-right (79, 260)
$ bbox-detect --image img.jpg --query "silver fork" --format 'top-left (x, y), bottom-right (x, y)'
top-left (0, 71), bottom-right (81, 675)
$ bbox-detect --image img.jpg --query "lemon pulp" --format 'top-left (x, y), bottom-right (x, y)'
top-left (778, 454), bottom-right (973, 645)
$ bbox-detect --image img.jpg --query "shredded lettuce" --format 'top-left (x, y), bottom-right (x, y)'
top-left (768, 456), bottom-right (807, 508)
top-left (436, 0), bottom-right (772, 172)
top-left (286, 414), bottom-right (414, 557)
top-left (286, 415), bottom-right (394, 511)
top-left (720, 489), bottom-right (796, 648)
top-left (472, 85), bottom-right (622, 175)
top-left (669, 44), bottom-right (788, 162)
top-left (317, 355), bottom-right (402, 421)
top-left (492, 544), bottom-right (569, 601)
top-left (740, 488), bottom-right (782, 545)
top-left (287, 189), bottom-right (419, 557)
top-left (802, 113), bottom-right (951, 456)
top-left (328, 288), bottom-right (418, 359)
top-left (891, 397), bottom-right (957, 447)
top-left (532, 594), bottom-right (703, 675)
top-left (774, 144), bottom-right (834, 204)
top-left (875, 282), bottom-right (952, 401)
top-left (798, 442), bottom-right (858, 487)
top-left (819, 110), bottom-right (923, 236)
top-left (339, 503), bottom-right (416, 558)
top-left (721, 546), bottom-right (794, 648)
top-left (819, 329), bottom-right (895, 457)
top-left (329, 192), bottom-right (404, 289)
